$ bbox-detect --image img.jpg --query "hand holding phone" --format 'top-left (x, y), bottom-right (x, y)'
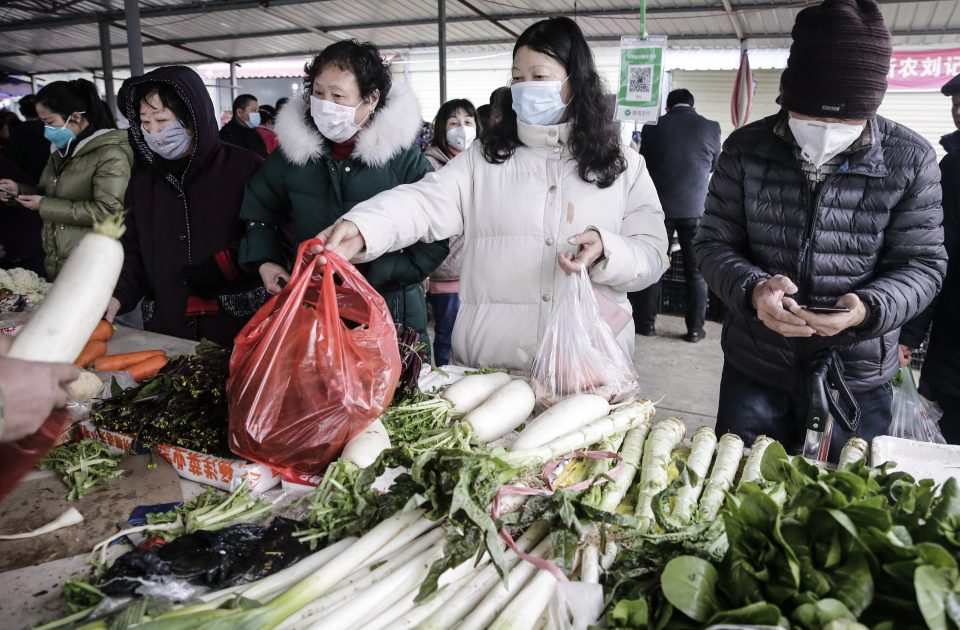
top-left (800, 305), bottom-right (851, 314)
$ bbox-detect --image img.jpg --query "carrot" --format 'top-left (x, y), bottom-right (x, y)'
top-left (88, 320), bottom-right (115, 343)
top-left (93, 349), bottom-right (166, 372)
top-left (75, 340), bottom-right (108, 367)
top-left (126, 355), bottom-right (168, 382)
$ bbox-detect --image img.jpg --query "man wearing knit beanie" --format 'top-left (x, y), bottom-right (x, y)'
top-left (693, 0), bottom-right (949, 459)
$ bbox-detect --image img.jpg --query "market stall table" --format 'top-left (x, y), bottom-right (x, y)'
top-left (0, 326), bottom-right (213, 628)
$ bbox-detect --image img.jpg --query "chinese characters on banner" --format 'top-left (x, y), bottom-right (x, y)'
top-left (888, 49), bottom-right (960, 91)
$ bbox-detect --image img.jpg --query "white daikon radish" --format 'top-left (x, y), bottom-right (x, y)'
top-left (672, 426), bottom-right (718, 524)
top-left (8, 216), bottom-right (125, 363)
top-left (341, 419), bottom-right (390, 468)
top-left (738, 435), bottom-right (774, 486)
top-left (839, 437), bottom-right (869, 467)
top-left (509, 394), bottom-right (610, 451)
top-left (0, 507), bottom-right (83, 539)
top-left (698, 433), bottom-right (745, 521)
top-left (442, 371), bottom-right (513, 414)
top-left (634, 417), bottom-right (687, 523)
top-left (462, 379), bottom-right (536, 443)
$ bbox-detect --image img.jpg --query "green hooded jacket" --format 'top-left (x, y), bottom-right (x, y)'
top-left (238, 84), bottom-right (447, 346)
top-left (20, 128), bottom-right (132, 278)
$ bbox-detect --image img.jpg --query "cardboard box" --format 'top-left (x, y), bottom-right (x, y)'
top-left (79, 421), bottom-right (280, 493)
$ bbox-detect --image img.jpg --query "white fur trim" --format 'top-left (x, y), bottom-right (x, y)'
top-left (274, 82), bottom-right (423, 167)
top-left (353, 82), bottom-right (423, 167)
top-left (275, 96), bottom-right (325, 166)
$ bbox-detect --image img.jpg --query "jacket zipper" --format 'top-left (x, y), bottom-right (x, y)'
top-left (797, 166), bottom-right (833, 303)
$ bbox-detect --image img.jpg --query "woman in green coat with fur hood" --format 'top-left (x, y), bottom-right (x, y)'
top-left (0, 79), bottom-right (132, 279)
top-left (239, 40), bottom-right (448, 350)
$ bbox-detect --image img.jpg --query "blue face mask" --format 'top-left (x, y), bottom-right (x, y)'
top-left (511, 78), bottom-right (570, 126)
top-left (44, 115), bottom-right (81, 150)
top-left (247, 111), bottom-right (261, 128)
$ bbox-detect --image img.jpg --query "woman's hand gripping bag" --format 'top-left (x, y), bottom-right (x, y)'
top-left (227, 240), bottom-right (401, 478)
top-left (530, 266), bottom-right (639, 409)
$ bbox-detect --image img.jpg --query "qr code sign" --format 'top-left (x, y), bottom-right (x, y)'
top-left (628, 64), bottom-right (653, 101)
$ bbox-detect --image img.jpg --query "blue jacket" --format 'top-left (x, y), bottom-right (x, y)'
top-left (639, 106), bottom-right (721, 220)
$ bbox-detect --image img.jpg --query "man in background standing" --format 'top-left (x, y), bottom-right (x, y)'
top-left (630, 88), bottom-right (721, 342)
top-left (219, 93), bottom-right (267, 158)
top-left (6, 95), bottom-right (49, 181)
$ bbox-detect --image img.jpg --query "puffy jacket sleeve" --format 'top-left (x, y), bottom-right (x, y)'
top-left (37, 144), bottom-right (131, 228)
top-left (112, 183), bottom-right (148, 314)
top-left (854, 145), bottom-right (947, 338)
top-left (361, 147), bottom-right (450, 289)
top-left (345, 146), bottom-right (472, 259)
top-left (588, 152), bottom-right (669, 292)
top-left (694, 135), bottom-right (772, 317)
top-left (238, 151), bottom-right (291, 270)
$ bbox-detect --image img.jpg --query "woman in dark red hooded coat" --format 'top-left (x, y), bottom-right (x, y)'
top-left (108, 66), bottom-right (264, 346)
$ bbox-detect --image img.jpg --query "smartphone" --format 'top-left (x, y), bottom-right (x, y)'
top-left (0, 186), bottom-right (17, 196)
top-left (800, 305), bottom-right (851, 314)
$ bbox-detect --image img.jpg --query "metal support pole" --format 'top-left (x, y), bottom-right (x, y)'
top-left (124, 0), bottom-right (144, 76)
top-left (30, 74), bottom-right (38, 93)
top-left (98, 9), bottom-right (116, 115)
top-left (438, 0), bottom-right (447, 104)
top-left (229, 62), bottom-right (238, 102)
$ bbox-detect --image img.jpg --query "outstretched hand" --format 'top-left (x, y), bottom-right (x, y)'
top-left (315, 220), bottom-right (366, 264)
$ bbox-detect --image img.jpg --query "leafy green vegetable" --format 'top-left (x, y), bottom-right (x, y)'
top-left (39, 439), bottom-right (123, 500)
top-left (660, 555), bottom-right (719, 622)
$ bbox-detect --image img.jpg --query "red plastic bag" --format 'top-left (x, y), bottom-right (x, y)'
top-left (227, 240), bottom-right (401, 478)
top-left (0, 409), bottom-right (71, 500)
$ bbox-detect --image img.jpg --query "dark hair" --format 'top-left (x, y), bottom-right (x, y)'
top-left (0, 111), bottom-right (21, 135)
top-left (303, 39), bottom-right (392, 112)
top-left (232, 94), bottom-right (257, 117)
top-left (476, 104), bottom-right (492, 130)
top-left (490, 86), bottom-right (509, 106)
top-left (258, 104), bottom-right (278, 125)
top-left (430, 98), bottom-right (478, 156)
top-left (35, 79), bottom-right (116, 130)
top-left (275, 97), bottom-right (289, 111)
top-left (134, 82), bottom-right (192, 128)
top-left (18, 94), bottom-right (37, 119)
top-left (483, 17), bottom-right (626, 188)
top-left (667, 89), bottom-right (694, 109)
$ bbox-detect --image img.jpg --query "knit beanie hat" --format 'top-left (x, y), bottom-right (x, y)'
top-left (780, 0), bottom-right (892, 119)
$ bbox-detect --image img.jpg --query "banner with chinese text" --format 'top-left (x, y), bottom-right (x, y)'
top-left (888, 49), bottom-right (960, 91)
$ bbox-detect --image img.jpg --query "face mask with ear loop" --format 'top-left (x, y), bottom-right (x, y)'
top-left (44, 111), bottom-right (85, 151)
top-left (788, 117), bottom-right (865, 168)
top-left (310, 96), bottom-right (371, 143)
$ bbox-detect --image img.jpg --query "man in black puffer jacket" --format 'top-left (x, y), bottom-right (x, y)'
top-left (899, 73), bottom-right (960, 444)
top-left (694, 0), bottom-right (948, 460)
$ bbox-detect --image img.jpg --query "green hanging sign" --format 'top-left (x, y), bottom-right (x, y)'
top-left (615, 36), bottom-right (667, 124)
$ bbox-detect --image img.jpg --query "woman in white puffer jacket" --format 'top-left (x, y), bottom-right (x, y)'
top-left (320, 17), bottom-right (669, 372)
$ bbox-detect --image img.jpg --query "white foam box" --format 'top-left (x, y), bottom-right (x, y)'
top-left (79, 420), bottom-right (280, 493)
top-left (871, 435), bottom-right (960, 486)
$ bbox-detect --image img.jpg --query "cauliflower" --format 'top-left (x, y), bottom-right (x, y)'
top-left (0, 268), bottom-right (50, 304)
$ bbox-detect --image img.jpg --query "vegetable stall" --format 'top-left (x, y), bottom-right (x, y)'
top-left (1, 236), bottom-right (958, 630)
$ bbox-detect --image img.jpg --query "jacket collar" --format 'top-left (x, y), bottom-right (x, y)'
top-left (423, 144), bottom-right (450, 166)
top-left (275, 82), bottom-right (423, 167)
top-left (942, 129), bottom-right (960, 155)
top-left (51, 128), bottom-right (114, 157)
top-left (761, 112), bottom-right (888, 178)
top-left (517, 121), bottom-right (572, 149)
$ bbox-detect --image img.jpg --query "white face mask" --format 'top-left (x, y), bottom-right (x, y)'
top-left (445, 125), bottom-right (476, 151)
top-left (310, 96), bottom-right (368, 143)
top-left (788, 117), bottom-right (865, 168)
top-left (511, 78), bottom-right (569, 126)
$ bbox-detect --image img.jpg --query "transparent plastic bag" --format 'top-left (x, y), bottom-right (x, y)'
top-left (529, 266), bottom-right (639, 408)
top-left (227, 240), bottom-right (401, 479)
top-left (889, 366), bottom-right (946, 444)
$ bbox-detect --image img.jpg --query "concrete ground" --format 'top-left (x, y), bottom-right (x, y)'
top-left (632, 314), bottom-right (723, 432)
